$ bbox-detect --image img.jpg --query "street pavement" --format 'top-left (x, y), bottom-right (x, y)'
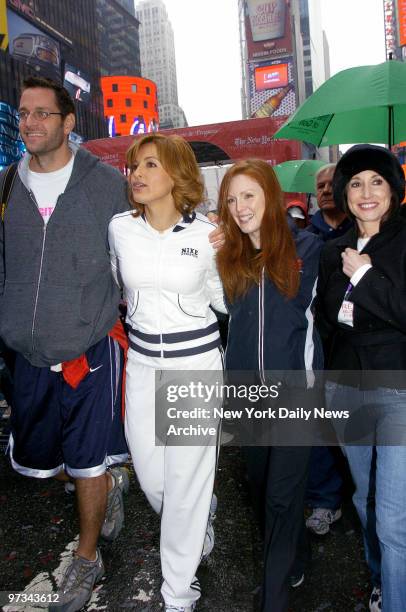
top-left (0, 434), bottom-right (372, 612)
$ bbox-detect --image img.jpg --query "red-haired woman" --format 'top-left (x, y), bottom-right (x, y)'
top-left (217, 159), bottom-right (323, 612)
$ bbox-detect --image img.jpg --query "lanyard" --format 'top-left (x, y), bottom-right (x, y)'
top-left (343, 282), bottom-right (353, 301)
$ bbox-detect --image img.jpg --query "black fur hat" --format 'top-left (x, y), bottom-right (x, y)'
top-left (333, 144), bottom-right (405, 211)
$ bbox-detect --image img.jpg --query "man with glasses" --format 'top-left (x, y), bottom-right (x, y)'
top-left (0, 76), bottom-right (130, 612)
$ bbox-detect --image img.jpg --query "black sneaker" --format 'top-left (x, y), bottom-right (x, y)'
top-left (49, 549), bottom-right (104, 612)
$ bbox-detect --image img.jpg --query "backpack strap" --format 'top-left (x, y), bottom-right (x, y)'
top-left (1, 162), bottom-right (18, 222)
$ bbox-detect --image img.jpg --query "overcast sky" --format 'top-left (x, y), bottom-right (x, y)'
top-left (137, 0), bottom-right (387, 127)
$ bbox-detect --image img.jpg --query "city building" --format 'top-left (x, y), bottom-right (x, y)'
top-left (0, 0), bottom-right (108, 169)
top-left (96, 0), bottom-right (141, 77)
top-left (115, 0), bottom-right (136, 17)
top-left (384, 1), bottom-right (406, 165)
top-left (135, 0), bottom-right (187, 128)
top-left (101, 74), bottom-right (158, 138)
top-left (238, 0), bottom-right (332, 161)
top-left (383, 0), bottom-right (406, 60)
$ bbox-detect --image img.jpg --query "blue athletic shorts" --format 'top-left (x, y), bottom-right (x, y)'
top-left (9, 336), bottom-right (128, 478)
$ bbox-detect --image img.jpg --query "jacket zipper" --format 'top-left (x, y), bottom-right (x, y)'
top-left (29, 190), bottom-right (56, 354)
top-left (258, 269), bottom-right (265, 385)
top-left (157, 233), bottom-right (164, 357)
top-left (29, 190), bottom-right (65, 353)
top-left (31, 222), bottom-right (46, 354)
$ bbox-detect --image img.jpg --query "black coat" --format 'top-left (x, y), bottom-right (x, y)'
top-left (316, 213), bottom-right (406, 371)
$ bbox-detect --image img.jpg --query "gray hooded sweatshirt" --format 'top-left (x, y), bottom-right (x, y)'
top-left (0, 146), bottom-right (130, 367)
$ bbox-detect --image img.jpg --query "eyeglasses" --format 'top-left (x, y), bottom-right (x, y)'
top-left (18, 110), bottom-right (64, 122)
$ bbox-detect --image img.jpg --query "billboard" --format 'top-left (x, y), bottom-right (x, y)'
top-left (63, 64), bottom-right (91, 104)
top-left (255, 62), bottom-right (288, 90)
top-left (248, 57), bottom-right (295, 118)
top-left (0, 0), bottom-right (8, 51)
top-left (83, 117), bottom-right (302, 172)
top-left (398, 0), bottom-right (406, 46)
top-left (244, 0), bottom-right (292, 61)
top-left (7, 8), bottom-right (61, 80)
top-left (101, 76), bottom-right (159, 138)
top-left (384, 0), bottom-right (397, 58)
top-left (0, 101), bottom-right (25, 169)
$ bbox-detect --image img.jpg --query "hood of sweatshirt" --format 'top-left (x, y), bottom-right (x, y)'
top-left (17, 143), bottom-right (100, 191)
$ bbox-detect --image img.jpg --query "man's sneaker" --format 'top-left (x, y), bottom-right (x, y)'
top-left (165, 604), bottom-right (196, 612)
top-left (289, 573), bottom-right (305, 588)
top-left (201, 493), bottom-right (217, 560)
top-left (64, 481), bottom-right (76, 494)
top-left (306, 507), bottom-right (342, 535)
top-left (100, 466), bottom-right (129, 541)
top-left (49, 549), bottom-right (104, 612)
top-left (110, 465), bottom-right (130, 494)
top-left (369, 586), bottom-right (382, 612)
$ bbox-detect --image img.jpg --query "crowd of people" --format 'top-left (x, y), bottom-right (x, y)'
top-left (1, 76), bottom-right (405, 612)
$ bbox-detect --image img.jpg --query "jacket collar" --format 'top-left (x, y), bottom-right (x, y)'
top-left (17, 144), bottom-right (99, 192)
top-left (332, 213), bottom-right (406, 251)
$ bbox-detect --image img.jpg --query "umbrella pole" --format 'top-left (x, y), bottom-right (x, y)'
top-left (389, 105), bottom-right (393, 149)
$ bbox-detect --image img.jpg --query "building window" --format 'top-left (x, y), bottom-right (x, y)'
top-left (112, 83), bottom-right (118, 92)
top-left (131, 84), bottom-right (137, 92)
top-left (125, 98), bottom-right (132, 107)
top-left (120, 114), bottom-right (126, 122)
top-left (143, 100), bottom-right (148, 108)
top-left (146, 86), bottom-right (150, 95)
top-left (107, 99), bottom-right (113, 108)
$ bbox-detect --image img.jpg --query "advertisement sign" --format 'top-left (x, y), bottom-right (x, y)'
top-left (84, 117), bottom-right (302, 172)
top-left (398, 0), bottom-right (406, 46)
top-left (63, 64), bottom-right (91, 104)
top-left (0, 101), bottom-right (25, 169)
top-left (255, 62), bottom-right (288, 90)
top-left (8, 0), bottom-right (35, 21)
top-left (244, 0), bottom-right (292, 61)
top-left (0, 0), bottom-right (8, 50)
top-left (249, 57), bottom-right (295, 118)
top-left (7, 8), bottom-right (61, 79)
top-left (101, 76), bottom-right (159, 138)
top-left (384, 0), bottom-right (397, 58)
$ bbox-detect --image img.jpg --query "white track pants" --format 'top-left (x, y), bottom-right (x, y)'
top-left (125, 348), bottom-right (222, 608)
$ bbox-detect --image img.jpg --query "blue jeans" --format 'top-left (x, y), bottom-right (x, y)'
top-left (326, 382), bottom-right (406, 612)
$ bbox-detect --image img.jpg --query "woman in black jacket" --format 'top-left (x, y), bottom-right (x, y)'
top-left (316, 144), bottom-right (406, 612)
top-left (217, 159), bottom-right (323, 612)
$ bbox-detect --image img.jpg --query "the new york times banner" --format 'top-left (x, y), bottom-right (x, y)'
top-left (154, 370), bottom-right (406, 446)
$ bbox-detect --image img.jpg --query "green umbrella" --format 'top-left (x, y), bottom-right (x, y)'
top-left (273, 159), bottom-right (326, 194)
top-left (273, 60), bottom-right (406, 147)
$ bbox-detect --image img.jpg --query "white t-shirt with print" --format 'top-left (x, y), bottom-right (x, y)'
top-left (27, 155), bottom-right (74, 225)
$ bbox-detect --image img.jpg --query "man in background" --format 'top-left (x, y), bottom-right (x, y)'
top-left (305, 162), bottom-right (352, 538)
top-left (307, 163), bottom-right (352, 241)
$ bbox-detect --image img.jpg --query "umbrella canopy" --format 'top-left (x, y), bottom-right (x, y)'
top-left (273, 60), bottom-right (406, 147)
top-left (273, 159), bottom-right (326, 194)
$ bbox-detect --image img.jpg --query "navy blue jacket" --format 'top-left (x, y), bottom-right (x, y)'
top-left (307, 210), bottom-right (352, 242)
top-left (225, 226), bottom-right (324, 378)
